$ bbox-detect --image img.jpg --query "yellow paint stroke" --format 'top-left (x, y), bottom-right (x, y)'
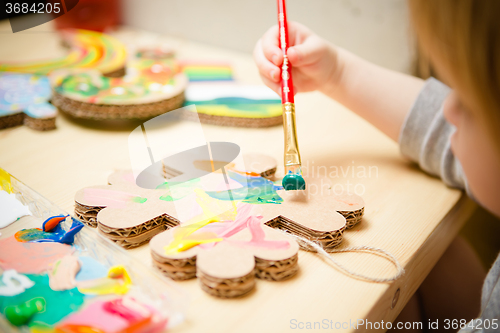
top-left (195, 188), bottom-right (237, 222)
top-left (77, 265), bottom-right (131, 295)
top-left (30, 326), bottom-right (56, 333)
top-left (0, 168), bottom-right (12, 193)
top-left (164, 189), bottom-right (239, 254)
top-left (164, 219), bottom-right (222, 254)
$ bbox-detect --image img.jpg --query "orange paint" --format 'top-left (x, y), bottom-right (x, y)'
top-left (43, 215), bottom-right (68, 232)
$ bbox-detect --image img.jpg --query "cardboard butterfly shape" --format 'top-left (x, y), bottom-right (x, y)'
top-left (150, 177), bottom-right (365, 298)
top-left (74, 170), bottom-right (182, 248)
top-left (74, 154), bottom-right (278, 248)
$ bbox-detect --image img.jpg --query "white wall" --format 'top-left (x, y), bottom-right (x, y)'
top-left (123, 0), bottom-right (414, 73)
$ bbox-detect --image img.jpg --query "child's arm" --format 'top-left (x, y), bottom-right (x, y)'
top-left (255, 22), bottom-right (467, 191)
top-left (254, 22), bottom-right (425, 141)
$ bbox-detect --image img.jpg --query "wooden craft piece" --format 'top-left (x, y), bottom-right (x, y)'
top-left (0, 73), bottom-right (57, 131)
top-left (150, 212), bottom-right (299, 298)
top-left (74, 170), bottom-right (181, 248)
top-left (182, 84), bottom-right (283, 128)
top-left (51, 58), bottom-right (188, 120)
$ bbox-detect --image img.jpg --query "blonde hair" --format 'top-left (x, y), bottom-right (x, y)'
top-left (409, 0), bottom-right (500, 149)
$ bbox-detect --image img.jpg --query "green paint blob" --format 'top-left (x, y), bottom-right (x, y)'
top-left (5, 297), bottom-right (45, 326)
top-left (56, 74), bottom-right (104, 97)
top-left (159, 194), bottom-right (174, 201)
top-left (282, 172), bottom-right (306, 191)
top-left (206, 172), bottom-right (283, 204)
top-left (131, 196), bottom-right (147, 203)
top-left (157, 178), bottom-right (200, 201)
top-left (0, 274), bottom-right (85, 329)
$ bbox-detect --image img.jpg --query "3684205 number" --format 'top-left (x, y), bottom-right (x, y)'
top-left (444, 318), bottom-right (499, 330)
top-left (5, 2), bottom-right (61, 14)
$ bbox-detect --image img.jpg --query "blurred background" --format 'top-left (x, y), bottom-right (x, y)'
top-left (123, 0), bottom-right (413, 74)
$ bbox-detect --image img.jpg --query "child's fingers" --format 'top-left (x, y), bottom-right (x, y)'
top-left (287, 34), bottom-right (326, 67)
top-left (261, 25), bottom-right (283, 66)
top-left (259, 73), bottom-right (281, 97)
top-left (254, 39), bottom-right (281, 83)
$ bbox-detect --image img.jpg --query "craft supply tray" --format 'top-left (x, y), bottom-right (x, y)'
top-left (0, 169), bottom-right (187, 332)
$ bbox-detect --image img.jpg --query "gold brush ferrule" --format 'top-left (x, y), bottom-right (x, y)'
top-left (282, 102), bottom-right (302, 174)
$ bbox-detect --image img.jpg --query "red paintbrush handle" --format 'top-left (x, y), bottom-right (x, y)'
top-left (277, 0), bottom-right (294, 104)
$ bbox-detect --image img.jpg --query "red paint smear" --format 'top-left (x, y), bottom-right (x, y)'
top-left (198, 204), bottom-right (252, 250)
top-left (230, 216), bottom-right (290, 250)
top-left (0, 236), bottom-right (73, 274)
top-left (198, 204), bottom-right (289, 250)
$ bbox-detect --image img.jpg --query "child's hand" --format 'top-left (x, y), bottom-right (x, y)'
top-left (253, 21), bottom-right (340, 95)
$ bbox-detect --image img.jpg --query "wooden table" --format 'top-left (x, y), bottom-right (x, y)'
top-left (0, 21), bottom-right (475, 333)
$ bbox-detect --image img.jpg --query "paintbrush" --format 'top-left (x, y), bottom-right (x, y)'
top-left (278, 0), bottom-right (306, 191)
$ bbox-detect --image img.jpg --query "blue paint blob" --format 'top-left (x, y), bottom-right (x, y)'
top-left (15, 217), bottom-right (84, 244)
top-left (205, 170), bottom-right (283, 204)
top-left (75, 256), bottom-right (108, 282)
top-left (282, 170), bottom-right (306, 191)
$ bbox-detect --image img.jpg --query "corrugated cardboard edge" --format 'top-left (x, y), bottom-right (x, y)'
top-left (0, 112), bottom-right (56, 131)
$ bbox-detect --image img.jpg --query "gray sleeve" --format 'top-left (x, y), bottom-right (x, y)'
top-left (399, 77), bottom-right (468, 191)
top-left (460, 253), bottom-right (500, 333)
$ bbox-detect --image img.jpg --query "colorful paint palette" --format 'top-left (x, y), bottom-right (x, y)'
top-left (0, 168), bottom-right (186, 332)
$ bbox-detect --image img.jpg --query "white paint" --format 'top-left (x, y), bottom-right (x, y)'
top-left (0, 190), bottom-right (32, 228)
top-left (0, 270), bottom-right (35, 296)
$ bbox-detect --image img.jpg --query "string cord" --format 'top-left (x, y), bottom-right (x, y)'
top-left (283, 232), bottom-right (405, 283)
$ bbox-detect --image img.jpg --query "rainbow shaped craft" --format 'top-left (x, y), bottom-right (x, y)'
top-left (179, 61), bottom-right (233, 82)
top-left (182, 83), bottom-right (283, 127)
top-left (0, 29), bottom-right (127, 77)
